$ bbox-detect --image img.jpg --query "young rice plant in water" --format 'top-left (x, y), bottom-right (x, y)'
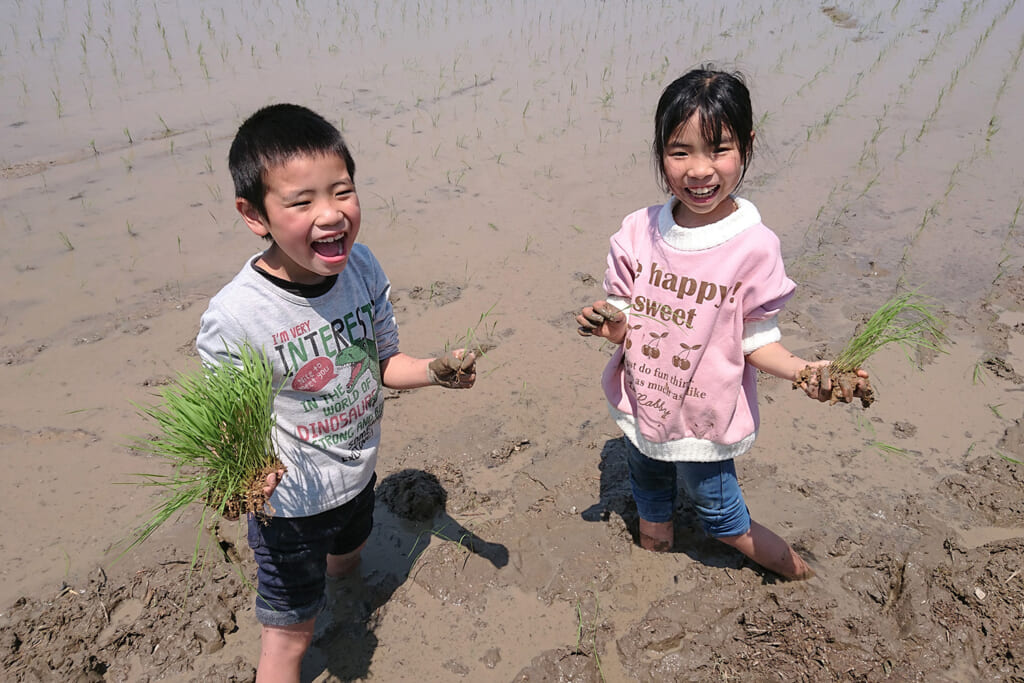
top-left (127, 342), bottom-right (283, 552)
top-left (832, 291), bottom-right (947, 373)
top-left (798, 291), bottom-right (947, 407)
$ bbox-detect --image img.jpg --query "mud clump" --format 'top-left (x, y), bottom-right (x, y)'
top-left (512, 647), bottom-right (601, 681)
top-left (795, 365), bottom-right (874, 407)
top-left (0, 547), bottom-right (254, 682)
top-left (377, 469), bottom-right (448, 521)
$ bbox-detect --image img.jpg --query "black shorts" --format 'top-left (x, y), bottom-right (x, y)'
top-left (247, 473), bottom-right (376, 626)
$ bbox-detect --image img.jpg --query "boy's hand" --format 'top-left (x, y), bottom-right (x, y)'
top-left (263, 468), bottom-right (285, 498)
top-left (428, 349), bottom-right (477, 388)
top-left (577, 301), bottom-right (626, 343)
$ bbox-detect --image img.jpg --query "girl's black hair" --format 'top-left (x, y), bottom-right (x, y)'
top-left (228, 103), bottom-right (356, 222)
top-left (652, 67), bottom-right (754, 192)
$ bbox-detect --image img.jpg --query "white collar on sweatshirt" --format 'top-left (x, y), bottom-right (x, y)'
top-left (657, 195), bottom-right (761, 251)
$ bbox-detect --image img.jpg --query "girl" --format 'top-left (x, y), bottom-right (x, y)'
top-left (576, 67), bottom-right (867, 581)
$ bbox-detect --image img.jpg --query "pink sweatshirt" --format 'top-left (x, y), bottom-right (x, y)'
top-left (601, 196), bottom-right (795, 462)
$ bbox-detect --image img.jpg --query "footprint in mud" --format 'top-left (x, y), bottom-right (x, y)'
top-left (405, 281), bottom-right (463, 307)
top-left (572, 271), bottom-right (599, 287)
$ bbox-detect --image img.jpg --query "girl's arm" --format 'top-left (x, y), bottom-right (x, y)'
top-left (747, 341), bottom-right (868, 402)
top-left (745, 342), bottom-right (815, 383)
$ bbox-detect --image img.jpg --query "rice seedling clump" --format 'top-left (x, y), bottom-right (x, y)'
top-left (128, 343), bottom-right (283, 550)
top-left (796, 291), bottom-right (948, 407)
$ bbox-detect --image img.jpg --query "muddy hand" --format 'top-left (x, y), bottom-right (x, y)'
top-left (576, 301), bottom-right (623, 337)
top-left (428, 349), bottom-right (477, 388)
top-left (798, 363), bottom-right (871, 404)
top-left (263, 468), bottom-right (285, 498)
top-left (796, 361), bottom-right (834, 403)
top-left (851, 368), bottom-right (872, 402)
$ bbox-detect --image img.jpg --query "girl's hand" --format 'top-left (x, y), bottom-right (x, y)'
top-left (576, 301), bottom-right (627, 343)
top-left (796, 362), bottom-right (871, 403)
top-left (427, 349), bottom-right (477, 388)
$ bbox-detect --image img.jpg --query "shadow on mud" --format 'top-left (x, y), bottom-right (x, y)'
top-left (303, 469), bottom-right (507, 682)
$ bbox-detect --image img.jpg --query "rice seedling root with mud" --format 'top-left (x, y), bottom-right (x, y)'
top-left (795, 291), bottom-right (948, 407)
top-left (127, 342), bottom-right (284, 551)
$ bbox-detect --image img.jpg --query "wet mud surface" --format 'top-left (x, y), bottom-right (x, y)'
top-left (4, 0), bottom-right (1024, 681)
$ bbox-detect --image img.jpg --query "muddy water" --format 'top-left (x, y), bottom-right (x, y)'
top-left (3, 0), bottom-right (1024, 681)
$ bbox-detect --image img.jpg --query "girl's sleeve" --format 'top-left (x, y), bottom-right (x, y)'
top-left (602, 229), bottom-right (637, 311)
top-left (741, 231), bottom-right (796, 353)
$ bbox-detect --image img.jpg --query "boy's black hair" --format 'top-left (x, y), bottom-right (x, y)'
top-left (652, 67), bottom-right (754, 193)
top-left (228, 103), bottom-right (356, 223)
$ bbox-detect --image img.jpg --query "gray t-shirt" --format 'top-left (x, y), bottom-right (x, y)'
top-left (196, 244), bottom-right (399, 517)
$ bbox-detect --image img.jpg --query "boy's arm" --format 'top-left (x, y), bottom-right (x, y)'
top-left (380, 350), bottom-right (477, 389)
top-left (747, 341), bottom-right (869, 402)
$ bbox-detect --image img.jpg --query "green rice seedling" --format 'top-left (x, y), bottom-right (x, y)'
top-left (408, 524), bottom-right (474, 569)
top-left (869, 441), bottom-right (913, 457)
top-left (572, 594), bottom-right (606, 681)
top-left (158, 114), bottom-right (173, 137)
top-left (832, 291), bottom-right (948, 374)
top-left (58, 231), bottom-right (74, 251)
top-left (972, 360), bottom-right (988, 385)
top-left (51, 88), bottom-right (63, 118)
top-left (797, 292), bottom-right (947, 406)
top-left (998, 451), bottom-right (1022, 465)
top-left (441, 303), bottom-right (499, 362)
top-left (125, 343), bottom-right (283, 553)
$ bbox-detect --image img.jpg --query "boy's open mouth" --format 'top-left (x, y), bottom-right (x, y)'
top-left (312, 233), bottom-right (347, 258)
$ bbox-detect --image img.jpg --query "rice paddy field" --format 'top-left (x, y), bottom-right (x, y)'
top-left (2, 0), bottom-right (1023, 680)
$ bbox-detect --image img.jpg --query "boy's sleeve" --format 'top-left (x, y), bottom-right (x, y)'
top-left (365, 252), bottom-right (400, 362)
top-left (196, 300), bottom-right (248, 368)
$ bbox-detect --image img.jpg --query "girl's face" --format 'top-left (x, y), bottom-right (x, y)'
top-left (662, 113), bottom-right (748, 228)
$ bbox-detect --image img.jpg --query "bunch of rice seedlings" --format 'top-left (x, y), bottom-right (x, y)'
top-left (832, 291), bottom-right (948, 373)
top-left (126, 342), bottom-right (283, 552)
top-left (796, 291), bottom-right (947, 407)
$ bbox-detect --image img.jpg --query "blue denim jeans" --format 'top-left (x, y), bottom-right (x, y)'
top-left (624, 439), bottom-right (751, 537)
top-left (247, 473), bottom-right (376, 626)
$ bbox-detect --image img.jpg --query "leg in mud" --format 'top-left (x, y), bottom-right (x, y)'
top-left (257, 620), bottom-right (315, 683)
top-left (718, 520), bottom-right (814, 581)
top-left (676, 459), bottom-right (813, 580)
top-left (638, 518), bottom-right (674, 552)
top-left (316, 542), bottom-right (369, 642)
top-left (624, 439), bottom-right (677, 552)
top-left (327, 541), bottom-right (366, 578)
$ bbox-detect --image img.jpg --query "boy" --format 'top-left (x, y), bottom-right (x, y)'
top-left (196, 103), bottom-right (476, 682)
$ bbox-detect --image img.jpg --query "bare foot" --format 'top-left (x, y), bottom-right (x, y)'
top-left (786, 556), bottom-right (816, 581)
top-left (638, 519), bottom-right (674, 552)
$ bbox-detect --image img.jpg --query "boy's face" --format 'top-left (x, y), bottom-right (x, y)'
top-left (237, 153), bottom-right (361, 285)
